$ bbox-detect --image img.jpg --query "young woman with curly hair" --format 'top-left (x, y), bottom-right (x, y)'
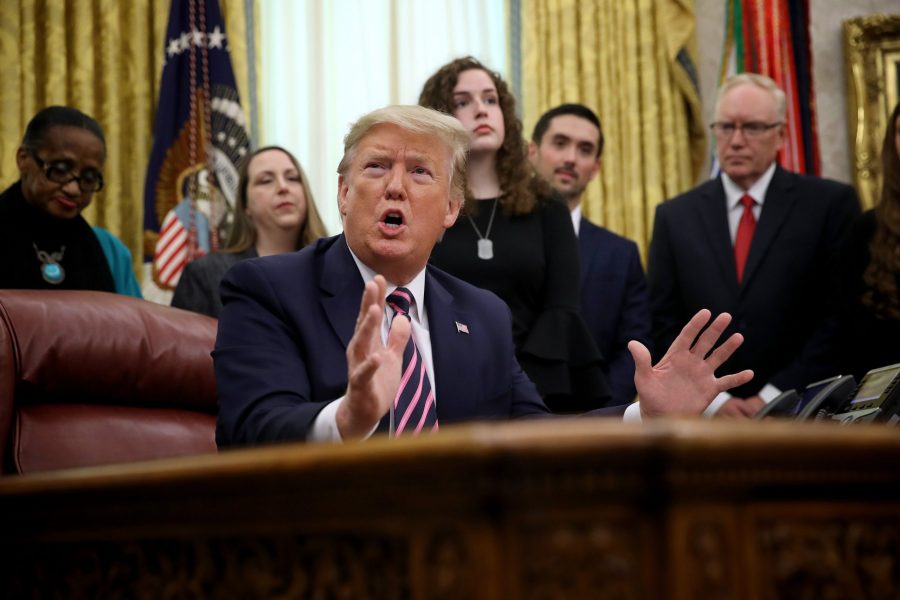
top-left (836, 100), bottom-right (900, 378)
top-left (419, 57), bottom-right (609, 412)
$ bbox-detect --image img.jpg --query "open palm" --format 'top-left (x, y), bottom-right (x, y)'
top-left (630, 309), bottom-right (754, 418)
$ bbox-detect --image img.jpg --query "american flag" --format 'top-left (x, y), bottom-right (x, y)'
top-left (143, 0), bottom-right (249, 290)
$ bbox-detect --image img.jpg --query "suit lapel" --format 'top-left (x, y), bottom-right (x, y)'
top-left (320, 236), bottom-right (364, 348)
top-left (740, 167), bottom-right (796, 290)
top-left (696, 179), bottom-right (738, 292)
top-left (578, 218), bottom-right (600, 283)
top-left (425, 270), bottom-right (477, 422)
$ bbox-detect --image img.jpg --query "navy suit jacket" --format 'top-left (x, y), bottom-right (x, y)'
top-left (214, 235), bottom-right (552, 446)
top-left (647, 166), bottom-right (860, 397)
top-left (578, 218), bottom-right (652, 406)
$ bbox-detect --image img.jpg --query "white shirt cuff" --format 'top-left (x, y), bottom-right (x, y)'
top-left (703, 392), bottom-right (732, 417)
top-left (309, 396), bottom-right (381, 443)
top-left (758, 384), bottom-right (781, 403)
top-left (309, 397), bottom-right (346, 442)
top-left (623, 402), bottom-right (643, 423)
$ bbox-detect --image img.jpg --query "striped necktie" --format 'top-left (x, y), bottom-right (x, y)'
top-left (386, 287), bottom-right (438, 436)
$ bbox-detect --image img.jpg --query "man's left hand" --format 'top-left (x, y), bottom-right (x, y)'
top-left (629, 309), bottom-right (754, 418)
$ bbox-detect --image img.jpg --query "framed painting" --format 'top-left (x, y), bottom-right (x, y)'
top-left (844, 14), bottom-right (900, 209)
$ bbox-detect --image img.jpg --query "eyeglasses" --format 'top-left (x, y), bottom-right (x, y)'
top-left (710, 121), bottom-right (782, 139)
top-left (28, 150), bottom-right (104, 193)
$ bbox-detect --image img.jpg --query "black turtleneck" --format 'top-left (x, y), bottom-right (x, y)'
top-left (0, 181), bottom-right (115, 292)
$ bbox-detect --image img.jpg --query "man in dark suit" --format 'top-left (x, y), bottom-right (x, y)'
top-left (214, 105), bottom-right (753, 446)
top-left (529, 104), bottom-right (652, 406)
top-left (648, 73), bottom-right (860, 418)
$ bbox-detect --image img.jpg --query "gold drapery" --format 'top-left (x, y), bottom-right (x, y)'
top-left (0, 0), bottom-right (254, 280)
top-left (521, 0), bottom-right (706, 258)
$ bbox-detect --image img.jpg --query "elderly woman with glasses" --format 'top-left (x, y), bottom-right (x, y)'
top-left (0, 106), bottom-right (140, 296)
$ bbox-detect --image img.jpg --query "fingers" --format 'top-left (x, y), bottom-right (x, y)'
top-left (666, 309), bottom-right (712, 357)
top-left (628, 340), bottom-right (652, 375)
top-left (347, 303), bottom-right (382, 363)
top-left (358, 277), bottom-right (387, 323)
top-left (387, 312), bottom-right (411, 356)
top-left (715, 400), bottom-right (748, 419)
top-left (691, 312), bottom-right (732, 358)
top-left (706, 331), bottom-right (744, 371)
top-left (715, 369), bottom-right (754, 393)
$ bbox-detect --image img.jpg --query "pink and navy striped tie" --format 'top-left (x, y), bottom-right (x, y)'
top-left (386, 287), bottom-right (438, 436)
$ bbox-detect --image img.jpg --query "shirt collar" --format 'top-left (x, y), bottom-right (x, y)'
top-left (570, 204), bottom-right (582, 236)
top-left (721, 162), bottom-right (776, 209)
top-left (347, 243), bottom-right (427, 323)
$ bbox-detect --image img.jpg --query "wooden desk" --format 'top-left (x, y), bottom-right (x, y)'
top-left (1, 419), bottom-right (898, 599)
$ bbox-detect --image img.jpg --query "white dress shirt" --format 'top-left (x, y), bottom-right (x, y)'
top-left (705, 162), bottom-right (781, 415)
top-left (310, 247), bottom-right (436, 442)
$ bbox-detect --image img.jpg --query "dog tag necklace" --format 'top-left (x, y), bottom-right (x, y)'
top-left (33, 243), bottom-right (66, 285)
top-left (465, 198), bottom-right (499, 260)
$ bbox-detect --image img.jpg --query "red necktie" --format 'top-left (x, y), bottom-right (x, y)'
top-left (734, 194), bottom-right (756, 283)
top-left (386, 287), bottom-right (438, 436)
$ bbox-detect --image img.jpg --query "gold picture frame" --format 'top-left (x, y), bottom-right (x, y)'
top-left (844, 14), bottom-right (900, 210)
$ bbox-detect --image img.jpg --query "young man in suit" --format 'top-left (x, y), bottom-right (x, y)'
top-left (528, 104), bottom-right (652, 407)
top-left (648, 73), bottom-right (860, 419)
top-left (214, 105), bottom-right (753, 446)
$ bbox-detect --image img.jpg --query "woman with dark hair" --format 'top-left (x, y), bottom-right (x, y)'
top-left (836, 100), bottom-right (900, 379)
top-left (419, 57), bottom-right (608, 412)
top-left (0, 105), bottom-right (141, 296)
top-left (171, 146), bottom-right (327, 317)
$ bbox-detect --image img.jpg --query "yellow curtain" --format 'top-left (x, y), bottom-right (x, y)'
top-left (521, 0), bottom-right (706, 259)
top-left (0, 0), bottom-right (254, 281)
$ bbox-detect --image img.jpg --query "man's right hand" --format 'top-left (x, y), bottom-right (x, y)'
top-left (336, 275), bottom-right (410, 440)
top-left (716, 395), bottom-right (765, 419)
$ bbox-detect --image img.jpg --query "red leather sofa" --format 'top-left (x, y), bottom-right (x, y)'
top-left (0, 290), bottom-right (218, 474)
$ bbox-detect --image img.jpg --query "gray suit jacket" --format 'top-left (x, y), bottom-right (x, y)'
top-left (171, 248), bottom-right (257, 318)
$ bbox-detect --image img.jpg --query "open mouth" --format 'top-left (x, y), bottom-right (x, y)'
top-left (384, 212), bottom-right (404, 228)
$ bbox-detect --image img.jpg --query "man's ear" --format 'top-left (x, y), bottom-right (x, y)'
top-left (587, 158), bottom-right (602, 183)
top-left (337, 174), bottom-right (349, 217)
top-left (443, 193), bottom-right (461, 229)
top-left (527, 141), bottom-right (538, 163)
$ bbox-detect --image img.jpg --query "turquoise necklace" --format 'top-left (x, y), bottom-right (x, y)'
top-left (33, 243), bottom-right (66, 285)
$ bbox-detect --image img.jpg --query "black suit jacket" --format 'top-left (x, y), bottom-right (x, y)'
top-left (578, 218), bottom-right (652, 405)
top-left (647, 166), bottom-right (860, 396)
top-left (213, 235), bottom-right (553, 446)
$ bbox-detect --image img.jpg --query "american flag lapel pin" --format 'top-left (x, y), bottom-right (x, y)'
top-left (455, 321), bottom-right (469, 334)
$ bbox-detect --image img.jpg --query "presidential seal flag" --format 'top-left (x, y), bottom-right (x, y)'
top-left (143, 0), bottom-right (250, 291)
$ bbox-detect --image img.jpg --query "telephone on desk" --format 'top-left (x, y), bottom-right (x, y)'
top-left (831, 363), bottom-right (900, 425)
top-left (754, 374), bottom-right (856, 421)
top-left (755, 363), bottom-right (900, 425)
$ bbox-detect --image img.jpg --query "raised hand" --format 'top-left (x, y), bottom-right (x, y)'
top-left (336, 275), bottom-right (410, 439)
top-left (628, 309), bottom-right (754, 418)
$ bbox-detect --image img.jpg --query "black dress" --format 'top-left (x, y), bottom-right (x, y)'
top-left (835, 210), bottom-right (900, 380)
top-left (0, 181), bottom-right (115, 292)
top-left (430, 196), bottom-right (609, 412)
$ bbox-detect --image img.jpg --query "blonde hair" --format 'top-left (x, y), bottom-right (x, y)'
top-left (337, 105), bottom-right (471, 207)
top-left (715, 73), bottom-right (786, 122)
top-left (225, 146), bottom-right (327, 252)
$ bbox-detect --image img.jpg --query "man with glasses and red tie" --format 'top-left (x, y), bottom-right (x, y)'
top-left (647, 73), bottom-right (860, 419)
top-left (0, 106), bottom-right (141, 296)
top-left (214, 105), bottom-right (756, 446)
